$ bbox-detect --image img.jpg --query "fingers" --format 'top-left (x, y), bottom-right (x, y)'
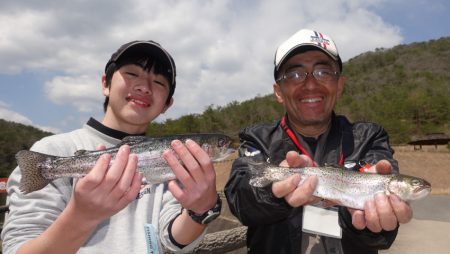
top-left (96, 144), bottom-right (106, 150)
top-left (272, 174), bottom-right (301, 198)
top-left (360, 160), bottom-right (392, 174)
top-left (165, 139), bottom-right (215, 185)
top-left (79, 153), bottom-right (111, 190)
top-left (273, 151), bottom-right (316, 207)
top-left (375, 160), bottom-right (392, 174)
top-left (390, 195), bottom-right (413, 224)
top-left (119, 171), bottom-right (143, 203)
top-left (164, 139), bottom-right (217, 211)
top-left (110, 153), bottom-right (139, 199)
top-left (280, 152), bottom-right (313, 168)
top-left (356, 193), bottom-right (408, 233)
top-left (349, 208), bottom-right (366, 230)
top-left (272, 174), bottom-right (318, 207)
top-left (70, 145), bottom-right (141, 222)
top-left (185, 139), bottom-right (215, 183)
top-left (374, 193), bottom-right (398, 231)
top-left (78, 145), bottom-right (139, 198)
top-left (364, 193), bottom-right (397, 232)
top-left (102, 145), bottom-right (131, 193)
top-left (163, 141), bottom-right (198, 189)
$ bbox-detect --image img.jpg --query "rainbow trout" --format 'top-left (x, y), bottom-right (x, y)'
top-left (16, 133), bottom-right (235, 194)
top-left (248, 161), bottom-right (431, 209)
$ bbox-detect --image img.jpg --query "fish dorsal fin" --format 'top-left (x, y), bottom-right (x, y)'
top-left (120, 136), bottom-right (148, 146)
top-left (74, 150), bottom-right (89, 156)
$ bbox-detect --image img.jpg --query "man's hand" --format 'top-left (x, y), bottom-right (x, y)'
top-left (271, 151), bottom-right (321, 207)
top-left (349, 160), bottom-right (413, 232)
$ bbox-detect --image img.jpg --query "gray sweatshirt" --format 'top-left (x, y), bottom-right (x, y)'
top-left (1, 120), bottom-right (206, 254)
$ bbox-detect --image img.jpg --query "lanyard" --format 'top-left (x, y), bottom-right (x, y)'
top-left (280, 116), bottom-right (344, 166)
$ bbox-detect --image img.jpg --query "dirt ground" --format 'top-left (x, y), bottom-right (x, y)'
top-left (392, 145), bottom-right (450, 194)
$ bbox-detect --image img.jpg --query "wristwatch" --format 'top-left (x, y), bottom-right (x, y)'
top-left (187, 195), bottom-right (222, 224)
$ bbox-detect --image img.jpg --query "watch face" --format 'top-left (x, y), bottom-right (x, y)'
top-left (188, 194), bottom-right (222, 224)
top-left (202, 212), bottom-right (220, 224)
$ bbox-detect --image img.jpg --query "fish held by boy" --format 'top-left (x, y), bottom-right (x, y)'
top-left (247, 160), bottom-right (431, 210)
top-left (16, 133), bottom-right (235, 194)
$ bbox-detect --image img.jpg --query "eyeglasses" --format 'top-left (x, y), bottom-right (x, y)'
top-left (276, 69), bottom-right (340, 84)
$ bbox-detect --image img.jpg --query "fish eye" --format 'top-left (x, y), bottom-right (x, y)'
top-left (218, 138), bottom-right (225, 147)
top-left (411, 179), bottom-right (420, 186)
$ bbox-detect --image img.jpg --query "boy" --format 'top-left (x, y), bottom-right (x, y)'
top-left (2, 40), bottom-right (221, 254)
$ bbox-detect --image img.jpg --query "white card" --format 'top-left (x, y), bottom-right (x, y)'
top-left (302, 205), bottom-right (342, 239)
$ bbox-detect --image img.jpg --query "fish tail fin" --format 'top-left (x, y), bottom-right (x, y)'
top-left (15, 150), bottom-right (54, 194)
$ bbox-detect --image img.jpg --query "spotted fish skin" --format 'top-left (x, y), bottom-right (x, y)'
top-left (248, 161), bottom-right (431, 210)
top-left (16, 133), bottom-right (235, 194)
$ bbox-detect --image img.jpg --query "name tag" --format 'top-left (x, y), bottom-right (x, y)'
top-left (144, 224), bottom-right (160, 254)
top-left (302, 205), bottom-right (342, 239)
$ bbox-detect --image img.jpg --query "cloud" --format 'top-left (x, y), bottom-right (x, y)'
top-left (0, 101), bottom-right (33, 125)
top-left (0, 101), bottom-right (60, 133)
top-left (0, 0), bottom-right (406, 130)
top-left (45, 75), bottom-right (103, 112)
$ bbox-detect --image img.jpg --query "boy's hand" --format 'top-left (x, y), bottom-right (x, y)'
top-left (67, 144), bottom-right (142, 224)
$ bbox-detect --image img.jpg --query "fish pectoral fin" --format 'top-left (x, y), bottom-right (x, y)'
top-left (120, 136), bottom-right (149, 146)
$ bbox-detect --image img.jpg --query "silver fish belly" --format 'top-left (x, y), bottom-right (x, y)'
top-left (16, 133), bottom-right (235, 194)
top-left (248, 162), bottom-right (431, 209)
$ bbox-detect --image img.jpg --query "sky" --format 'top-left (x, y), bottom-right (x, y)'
top-left (0, 0), bottom-right (449, 133)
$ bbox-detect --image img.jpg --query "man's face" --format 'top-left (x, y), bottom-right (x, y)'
top-left (273, 50), bottom-right (344, 134)
top-left (102, 64), bottom-right (172, 133)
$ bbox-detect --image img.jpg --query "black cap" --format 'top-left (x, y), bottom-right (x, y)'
top-left (105, 40), bottom-right (176, 97)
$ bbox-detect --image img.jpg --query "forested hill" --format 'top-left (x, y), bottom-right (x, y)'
top-left (1, 37), bottom-right (449, 176)
top-left (337, 37), bottom-right (450, 143)
top-left (148, 36), bottom-right (450, 144)
top-left (0, 119), bottom-right (52, 177)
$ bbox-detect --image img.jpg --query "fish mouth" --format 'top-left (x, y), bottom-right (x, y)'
top-left (207, 141), bottom-right (236, 162)
top-left (413, 185), bottom-right (432, 199)
top-left (216, 142), bottom-right (236, 161)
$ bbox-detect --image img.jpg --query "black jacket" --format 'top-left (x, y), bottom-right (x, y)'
top-left (224, 114), bottom-right (399, 254)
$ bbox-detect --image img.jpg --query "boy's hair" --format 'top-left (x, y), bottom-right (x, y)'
top-left (103, 41), bottom-right (176, 112)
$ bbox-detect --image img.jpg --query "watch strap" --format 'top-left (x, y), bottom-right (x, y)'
top-left (187, 194), bottom-right (222, 224)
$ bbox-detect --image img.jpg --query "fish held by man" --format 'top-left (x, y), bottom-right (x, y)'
top-left (247, 161), bottom-right (431, 210)
top-left (16, 133), bottom-right (235, 194)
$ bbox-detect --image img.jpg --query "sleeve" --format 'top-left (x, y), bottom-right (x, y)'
top-left (158, 185), bottom-right (207, 253)
top-left (1, 139), bottom-right (74, 254)
top-left (339, 122), bottom-right (399, 251)
top-left (224, 133), bottom-right (292, 227)
top-left (354, 123), bottom-right (399, 173)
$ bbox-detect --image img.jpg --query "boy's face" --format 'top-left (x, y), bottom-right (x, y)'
top-left (102, 64), bottom-right (173, 134)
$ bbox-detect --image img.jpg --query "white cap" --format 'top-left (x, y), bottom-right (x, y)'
top-left (274, 29), bottom-right (342, 79)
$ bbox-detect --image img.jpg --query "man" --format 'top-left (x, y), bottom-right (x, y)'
top-left (225, 29), bottom-right (412, 253)
top-left (2, 40), bottom-right (221, 253)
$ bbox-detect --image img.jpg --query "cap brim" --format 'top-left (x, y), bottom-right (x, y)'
top-left (274, 44), bottom-right (342, 79)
